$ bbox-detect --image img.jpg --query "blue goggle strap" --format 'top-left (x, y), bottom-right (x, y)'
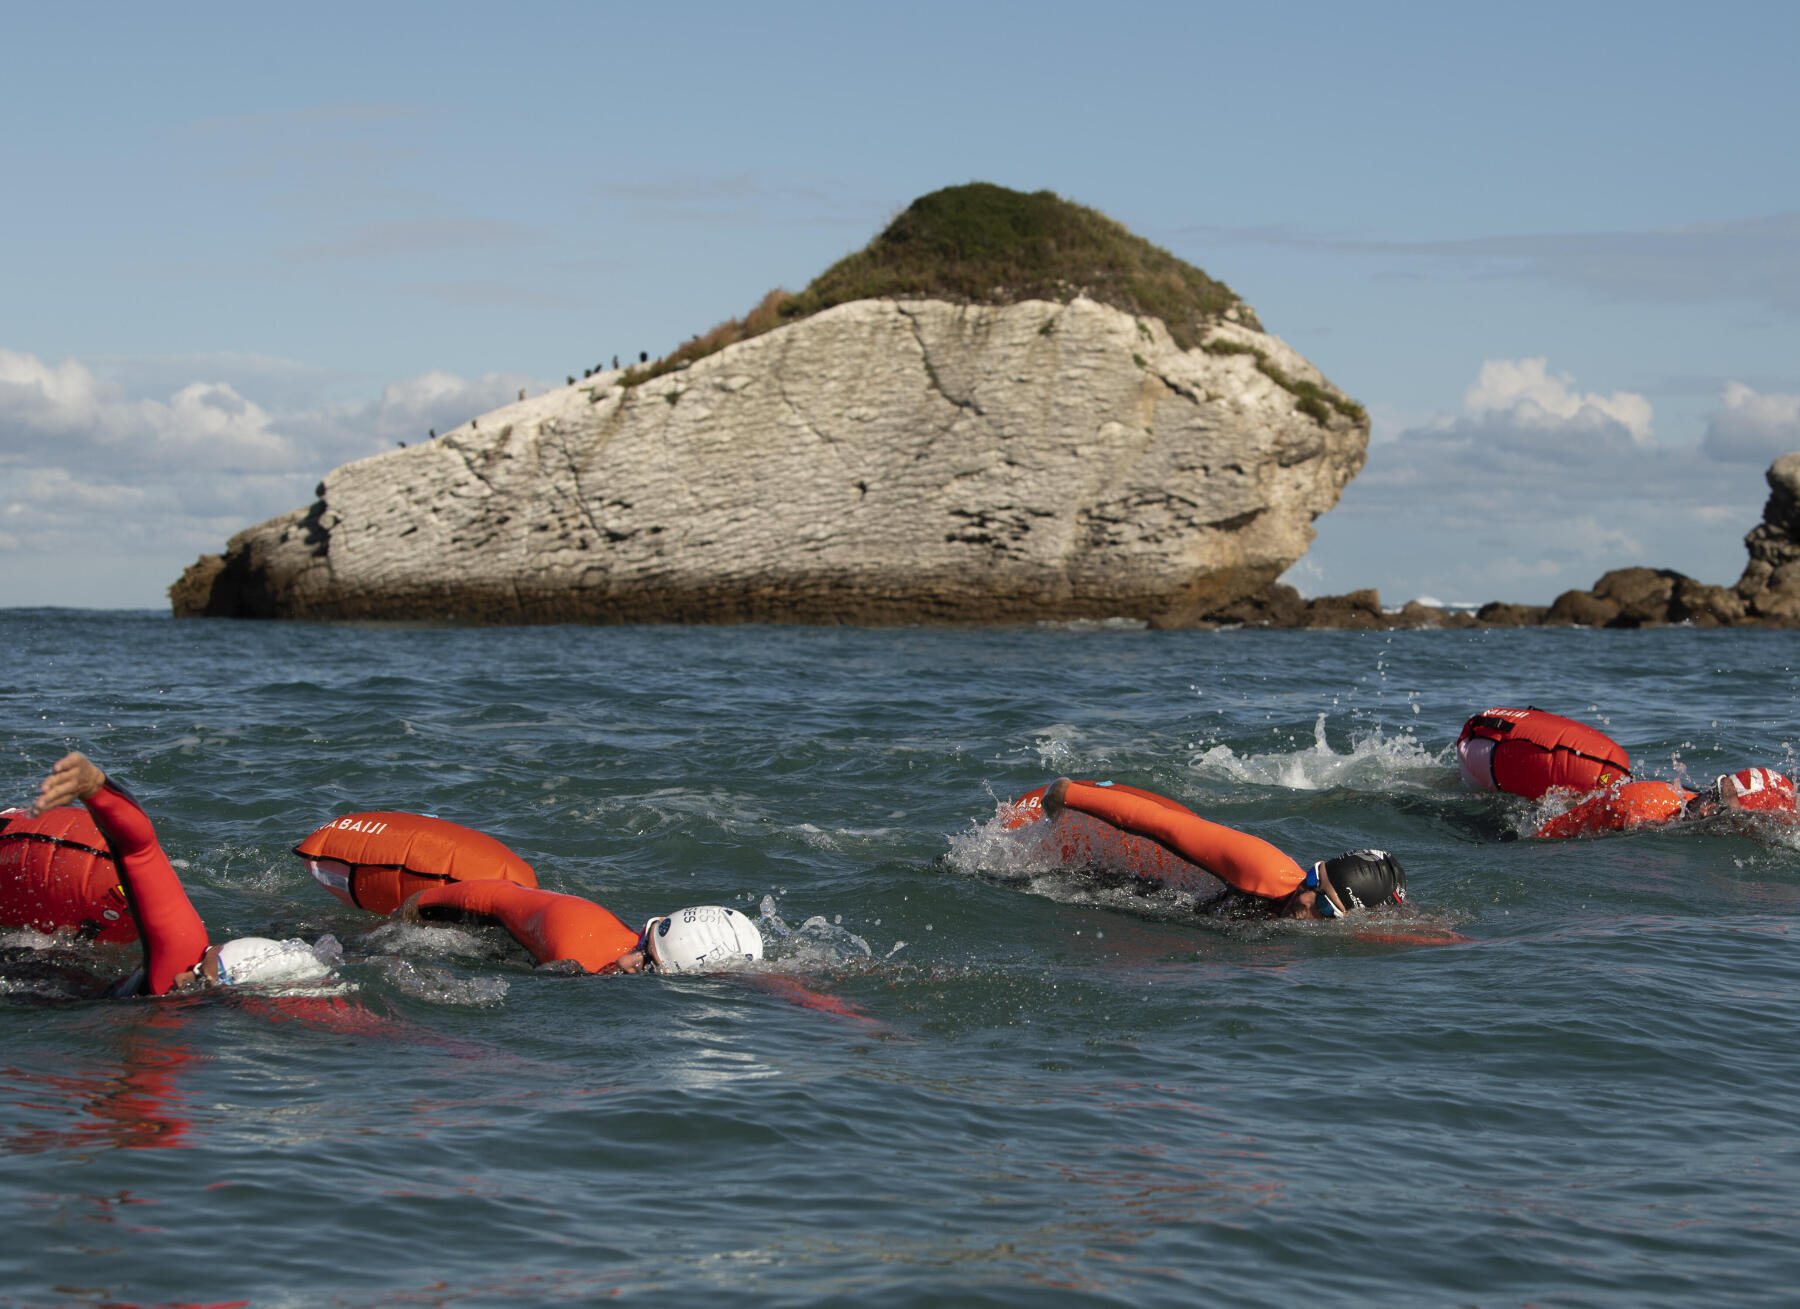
top-left (1307, 862), bottom-right (1341, 916)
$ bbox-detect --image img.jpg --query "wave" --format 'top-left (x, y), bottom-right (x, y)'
top-left (1188, 712), bottom-right (1448, 793)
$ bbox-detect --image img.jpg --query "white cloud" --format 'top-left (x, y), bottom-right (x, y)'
top-left (1288, 358), bottom-right (1765, 606)
top-left (0, 349), bottom-right (107, 435)
top-left (7, 467), bottom-right (153, 515)
top-left (1486, 554), bottom-right (1576, 585)
top-left (282, 368), bottom-right (541, 454)
top-left (0, 349), bottom-right (544, 607)
top-left (1559, 516), bottom-right (1645, 559)
top-left (1367, 357), bottom-right (1664, 493)
top-left (1462, 358), bottom-right (1654, 444)
top-left (0, 349), bottom-right (296, 472)
top-left (1701, 381), bottom-right (1800, 464)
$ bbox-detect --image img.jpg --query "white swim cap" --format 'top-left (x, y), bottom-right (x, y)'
top-left (642, 906), bottom-right (764, 974)
top-left (214, 936), bottom-right (335, 987)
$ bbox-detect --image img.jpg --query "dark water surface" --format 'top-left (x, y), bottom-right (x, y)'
top-left (3, 611), bottom-right (1798, 1306)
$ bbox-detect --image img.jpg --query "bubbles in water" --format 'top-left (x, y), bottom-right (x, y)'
top-left (381, 957), bottom-right (509, 1006)
top-left (311, 933), bottom-right (344, 969)
top-left (363, 919), bottom-right (503, 962)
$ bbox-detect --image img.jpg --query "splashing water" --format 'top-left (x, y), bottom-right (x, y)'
top-left (758, 894), bottom-right (884, 968)
top-left (1191, 713), bottom-right (1445, 791)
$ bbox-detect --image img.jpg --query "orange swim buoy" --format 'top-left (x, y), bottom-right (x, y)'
top-left (294, 812), bottom-right (538, 915)
top-left (0, 805), bottom-right (138, 943)
top-left (1457, 707), bottom-right (1631, 800)
top-left (1533, 779), bottom-right (1693, 839)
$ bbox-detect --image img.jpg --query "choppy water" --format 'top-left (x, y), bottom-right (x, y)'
top-left (2, 611), bottom-right (1798, 1306)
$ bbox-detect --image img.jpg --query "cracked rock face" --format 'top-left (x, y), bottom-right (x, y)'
top-left (169, 296), bottom-right (1369, 626)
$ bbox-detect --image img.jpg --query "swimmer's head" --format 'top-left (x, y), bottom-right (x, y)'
top-left (1711, 768), bottom-right (1797, 814)
top-left (1311, 850), bottom-right (1407, 916)
top-left (211, 936), bottom-right (336, 987)
top-left (640, 906), bottom-right (764, 974)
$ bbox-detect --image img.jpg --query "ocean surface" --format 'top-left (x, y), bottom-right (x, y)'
top-left (2, 610), bottom-right (1798, 1307)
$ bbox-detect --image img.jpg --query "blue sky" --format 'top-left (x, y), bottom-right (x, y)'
top-left (4, 0), bottom-right (1797, 609)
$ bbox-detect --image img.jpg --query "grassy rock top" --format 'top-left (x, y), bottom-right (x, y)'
top-left (781, 183), bottom-right (1251, 348)
top-left (630, 183), bottom-right (1254, 384)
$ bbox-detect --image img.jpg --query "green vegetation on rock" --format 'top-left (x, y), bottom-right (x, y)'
top-left (1202, 338), bottom-right (1366, 425)
top-left (621, 182), bottom-right (1290, 389)
top-left (783, 184), bottom-right (1248, 348)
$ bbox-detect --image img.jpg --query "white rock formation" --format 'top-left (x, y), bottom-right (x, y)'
top-left (171, 296), bottom-right (1368, 626)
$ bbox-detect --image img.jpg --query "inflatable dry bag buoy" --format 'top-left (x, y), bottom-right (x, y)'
top-left (0, 805), bottom-right (138, 943)
top-left (294, 812), bottom-right (538, 915)
top-left (1457, 707), bottom-right (1630, 800)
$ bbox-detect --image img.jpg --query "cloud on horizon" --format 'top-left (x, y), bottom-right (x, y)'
top-left (1701, 382), bottom-right (1800, 465)
top-left (0, 349), bottom-right (543, 606)
top-left (1292, 358), bottom-right (1770, 605)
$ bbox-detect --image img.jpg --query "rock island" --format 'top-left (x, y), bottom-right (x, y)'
top-left (170, 183), bottom-right (1369, 626)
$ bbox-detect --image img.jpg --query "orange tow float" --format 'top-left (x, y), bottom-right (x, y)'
top-left (294, 812), bottom-right (538, 915)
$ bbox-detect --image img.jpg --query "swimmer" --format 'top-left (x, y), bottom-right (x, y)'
top-left (1534, 767), bottom-right (1797, 838)
top-left (296, 809), bottom-right (763, 975)
top-left (395, 879), bottom-right (763, 975)
top-left (27, 753), bottom-right (335, 996)
top-left (1033, 778), bottom-right (1407, 919)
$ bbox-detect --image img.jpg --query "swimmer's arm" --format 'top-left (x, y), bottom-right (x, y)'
top-left (34, 752), bottom-right (107, 817)
top-left (1044, 777), bottom-right (1306, 900)
top-left (35, 753), bottom-right (208, 995)
top-left (34, 753), bottom-right (157, 857)
top-left (399, 884), bottom-right (641, 973)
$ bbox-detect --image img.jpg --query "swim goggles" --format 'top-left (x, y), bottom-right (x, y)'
top-left (1305, 863), bottom-right (1342, 918)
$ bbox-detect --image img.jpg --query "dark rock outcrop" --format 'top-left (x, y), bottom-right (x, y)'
top-left (1197, 453), bottom-right (1800, 630)
top-left (1735, 451), bottom-right (1800, 622)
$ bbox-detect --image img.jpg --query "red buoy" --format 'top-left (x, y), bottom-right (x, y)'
top-left (1457, 707), bottom-right (1631, 800)
top-left (0, 806), bottom-right (138, 943)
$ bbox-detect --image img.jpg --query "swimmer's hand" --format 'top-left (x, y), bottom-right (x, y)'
top-left (33, 752), bottom-right (105, 816)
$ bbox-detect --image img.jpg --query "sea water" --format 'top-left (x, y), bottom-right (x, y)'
top-left (1, 610), bottom-right (1797, 1306)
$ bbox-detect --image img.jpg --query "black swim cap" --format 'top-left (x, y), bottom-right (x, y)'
top-left (1318, 850), bottom-right (1406, 911)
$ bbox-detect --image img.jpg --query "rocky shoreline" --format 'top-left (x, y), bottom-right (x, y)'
top-left (1202, 452), bottom-right (1800, 630)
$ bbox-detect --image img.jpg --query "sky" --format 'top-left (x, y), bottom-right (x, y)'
top-left (3, 0), bottom-right (1798, 610)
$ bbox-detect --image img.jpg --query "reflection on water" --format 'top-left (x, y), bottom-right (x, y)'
top-left (2, 1007), bottom-right (195, 1154)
